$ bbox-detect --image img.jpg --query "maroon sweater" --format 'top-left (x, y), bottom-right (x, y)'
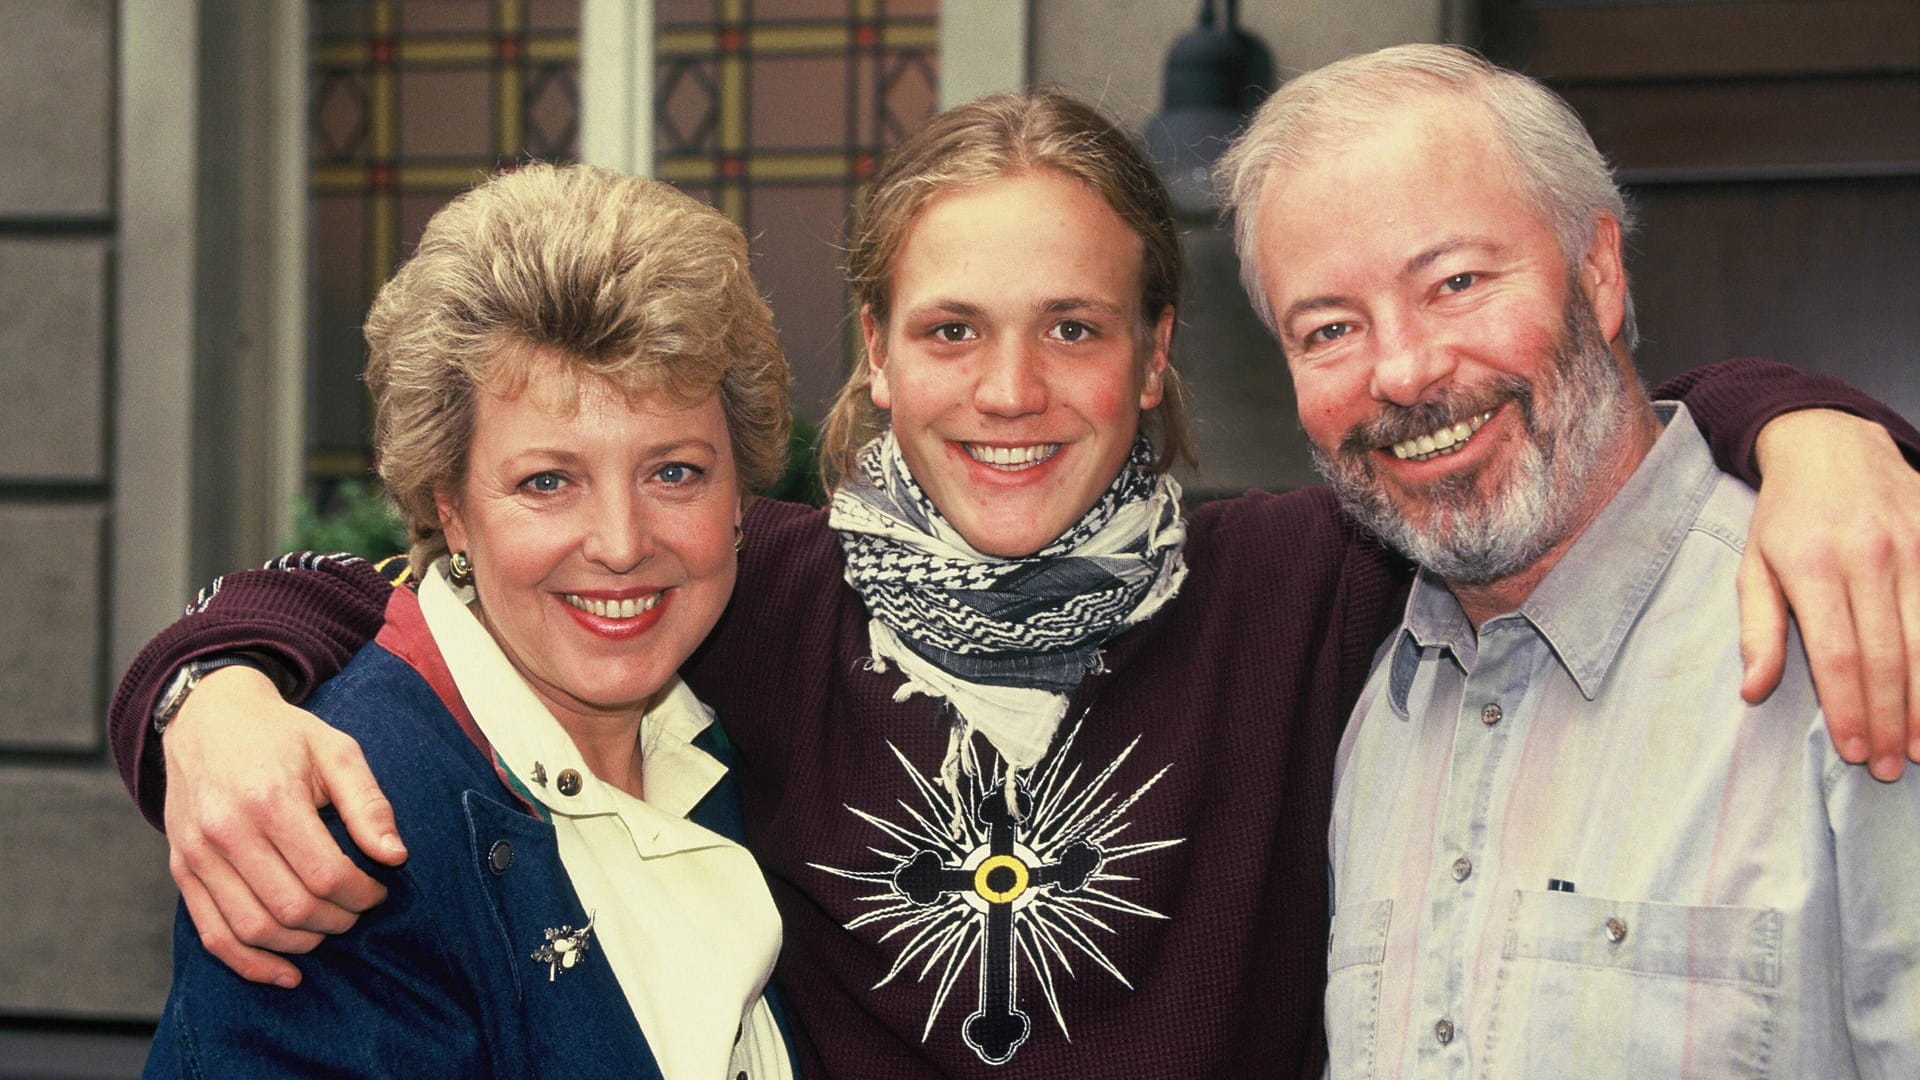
top-left (109, 360), bottom-right (1920, 1078)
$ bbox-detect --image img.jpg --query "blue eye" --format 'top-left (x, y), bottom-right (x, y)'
top-left (1441, 273), bottom-right (1477, 293)
top-left (1307, 322), bottom-right (1352, 345)
top-left (656, 462), bottom-right (701, 485)
top-left (521, 472), bottom-right (565, 494)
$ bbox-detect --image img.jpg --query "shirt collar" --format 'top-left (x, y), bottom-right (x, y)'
top-left (1388, 402), bottom-right (1719, 710)
top-left (416, 563), bottom-right (732, 853)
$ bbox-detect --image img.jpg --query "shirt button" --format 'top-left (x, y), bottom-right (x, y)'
top-left (1435, 1017), bottom-right (1455, 1045)
top-left (1481, 702), bottom-right (1502, 726)
top-left (1605, 916), bottom-right (1629, 943)
top-left (1451, 856), bottom-right (1472, 882)
top-left (556, 768), bottom-right (584, 796)
top-left (487, 839), bottom-right (514, 875)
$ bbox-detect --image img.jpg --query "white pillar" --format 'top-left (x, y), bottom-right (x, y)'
top-left (581, 0), bottom-right (656, 175)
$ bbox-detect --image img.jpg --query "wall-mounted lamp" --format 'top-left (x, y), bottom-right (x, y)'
top-left (1142, 0), bottom-right (1274, 218)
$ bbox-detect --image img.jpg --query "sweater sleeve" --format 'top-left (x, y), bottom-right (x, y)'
top-left (110, 552), bottom-right (399, 830)
top-left (1653, 357), bottom-right (1920, 483)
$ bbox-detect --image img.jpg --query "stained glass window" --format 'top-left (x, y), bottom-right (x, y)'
top-left (656, 0), bottom-right (938, 419)
top-left (304, 0), bottom-right (938, 486)
top-left (308, 0), bottom-right (582, 480)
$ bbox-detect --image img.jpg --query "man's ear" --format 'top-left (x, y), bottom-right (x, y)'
top-left (1580, 213), bottom-right (1628, 344)
top-left (1139, 306), bottom-right (1174, 410)
top-left (861, 304), bottom-right (892, 410)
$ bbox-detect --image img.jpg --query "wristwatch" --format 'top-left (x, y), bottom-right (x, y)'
top-left (152, 655), bottom-right (266, 735)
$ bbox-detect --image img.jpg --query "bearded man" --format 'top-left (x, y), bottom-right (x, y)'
top-left (1219, 44), bottom-right (1920, 1079)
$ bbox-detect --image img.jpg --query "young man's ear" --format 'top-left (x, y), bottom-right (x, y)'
top-left (1139, 307), bottom-right (1174, 410)
top-left (861, 304), bottom-right (892, 410)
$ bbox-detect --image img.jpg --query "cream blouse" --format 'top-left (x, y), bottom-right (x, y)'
top-left (419, 564), bottom-right (791, 1080)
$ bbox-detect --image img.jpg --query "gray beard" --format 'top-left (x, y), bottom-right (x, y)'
top-left (1311, 297), bottom-right (1634, 586)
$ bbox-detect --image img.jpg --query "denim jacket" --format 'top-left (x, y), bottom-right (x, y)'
top-left (146, 639), bottom-right (795, 1078)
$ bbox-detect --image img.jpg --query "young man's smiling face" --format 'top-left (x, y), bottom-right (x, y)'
top-left (864, 167), bottom-right (1170, 558)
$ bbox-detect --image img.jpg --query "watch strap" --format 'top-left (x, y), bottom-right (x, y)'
top-left (152, 654), bottom-right (268, 735)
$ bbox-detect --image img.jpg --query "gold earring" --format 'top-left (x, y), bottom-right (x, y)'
top-left (732, 525), bottom-right (744, 552)
top-left (449, 550), bottom-right (474, 586)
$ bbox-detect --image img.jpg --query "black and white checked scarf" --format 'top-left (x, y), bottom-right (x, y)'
top-left (830, 432), bottom-right (1187, 821)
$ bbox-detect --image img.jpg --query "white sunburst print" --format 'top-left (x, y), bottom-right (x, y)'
top-left (809, 719), bottom-right (1183, 1066)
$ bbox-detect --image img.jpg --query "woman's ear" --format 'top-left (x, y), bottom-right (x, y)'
top-left (861, 304), bottom-right (892, 410)
top-left (435, 487), bottom-right (469, 554)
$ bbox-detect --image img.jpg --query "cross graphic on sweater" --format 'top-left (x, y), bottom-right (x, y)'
top-left (812, 725), bottom-right (1182, 1067)
top-left (893, 784), bottom-right (1104, 1065)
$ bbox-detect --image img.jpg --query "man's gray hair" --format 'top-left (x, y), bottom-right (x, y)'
top-left (1215, 43), bottom-right (1638, 350)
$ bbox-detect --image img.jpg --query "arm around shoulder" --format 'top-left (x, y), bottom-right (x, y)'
top-left (1658, 360), bottom-right (1920, 777)
top-left (1653, 357), bottom-right (1920, 485)
top-left (111, 552), bottom-right (398, 829)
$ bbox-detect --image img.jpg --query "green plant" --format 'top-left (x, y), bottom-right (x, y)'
top-left (763, 411), bottom-right (825, 507)
top-left (290, 479), bottom-right (408, 559)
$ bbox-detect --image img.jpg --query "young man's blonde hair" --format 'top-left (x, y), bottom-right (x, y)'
top-left (819, 90), bottom-right (1196, 488)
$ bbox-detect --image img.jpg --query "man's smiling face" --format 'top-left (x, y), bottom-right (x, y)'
top-left (1253, 96), bottom-right (1638, 585)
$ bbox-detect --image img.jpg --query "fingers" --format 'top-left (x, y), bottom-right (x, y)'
top-left (1880, 501), bottom-right (1920, 768)
top-left (312, 730), bottom-right (409, 868)
top-left (172, 807), bottom-right (355, 944)
top-left (1904, 567), bottom-right (1920, 766)
top-left (171, 846), bottom-right (309, 989)
top-left (1782, 543), bottom-right (1912, 781)
top-left (1736, 546), bottom-right (1789, 706)
top-left (1787, 573), bottom-right (1871, 769)
top-left (1745, 408), bottom-right (1920, 778)
top-left (233, 798), bottom-right (386, 928)
top-left (175, 736), bottom-right (387, 928)
top-left (1841, 541), bottom-right (1910, 781)
top-left (159, 670), bottom-right (393, 976)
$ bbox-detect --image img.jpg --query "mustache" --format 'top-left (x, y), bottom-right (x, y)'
top-left (1336, 375), bottom-right (1534, 458)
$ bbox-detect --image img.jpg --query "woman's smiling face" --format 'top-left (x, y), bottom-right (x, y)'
top-left (437, 351), bottom-right (741, 733)
top-left (864, 168), bottom-right (1170, 558)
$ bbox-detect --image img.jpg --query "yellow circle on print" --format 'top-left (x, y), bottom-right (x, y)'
top-left (973, 854), bottom-right (1031, 904)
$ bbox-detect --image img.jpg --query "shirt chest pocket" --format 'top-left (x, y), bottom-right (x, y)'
top-left (1325, 898), bottom-right (1393, 1080)
top-left (1481, 890), bottom-right (1781, 1080)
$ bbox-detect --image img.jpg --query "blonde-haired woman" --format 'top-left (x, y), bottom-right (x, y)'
top-left (146, 164), bottom-right (797, 1079)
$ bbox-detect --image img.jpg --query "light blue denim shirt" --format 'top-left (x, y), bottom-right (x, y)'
top-left (1327, 403), bottom-right (1920, 1079)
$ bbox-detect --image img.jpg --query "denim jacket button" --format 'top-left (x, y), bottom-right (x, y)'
top-left (487, 840), bottom-right (514, 875)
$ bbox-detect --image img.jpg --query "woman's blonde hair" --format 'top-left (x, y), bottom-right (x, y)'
top-left (364, 163), bottom-right (790, 573)
top-left (818, 90), bottom-right (1195, 488)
